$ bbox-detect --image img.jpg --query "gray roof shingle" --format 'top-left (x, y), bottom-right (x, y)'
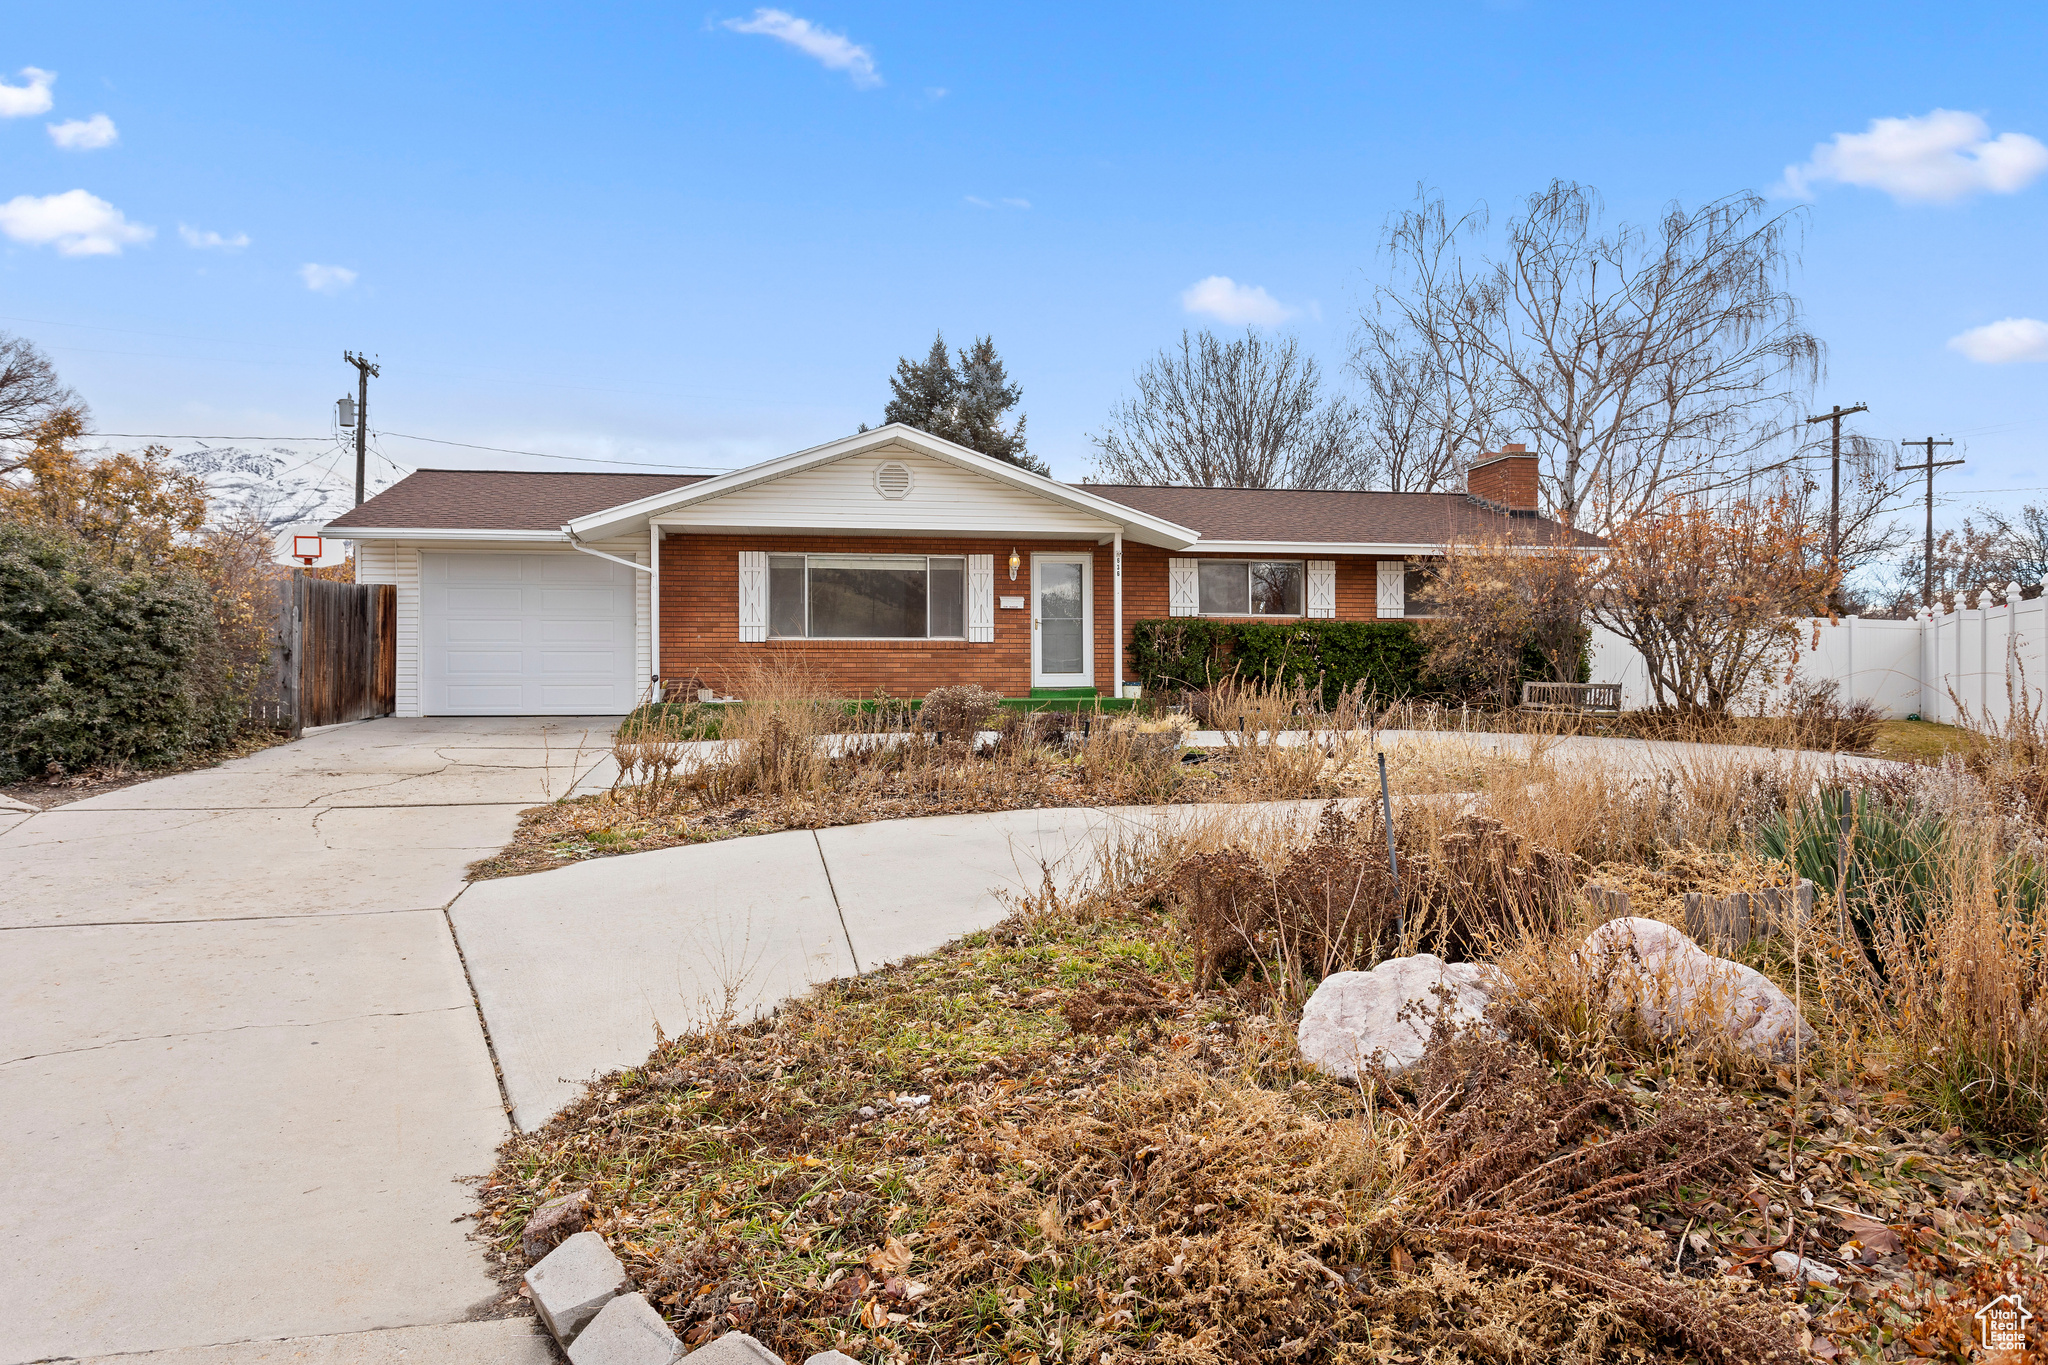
top-left (325, 469), bottom-right (706, 532)
top-left (1072, 484), bottom-right (1600, 546)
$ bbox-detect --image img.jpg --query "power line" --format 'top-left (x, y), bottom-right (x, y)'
top-left (373, 429), bottom-right (732, 471)
top-left (80, 428), bottom-right (727, 473)
top-left (84, 432), bottom-right (336, 441)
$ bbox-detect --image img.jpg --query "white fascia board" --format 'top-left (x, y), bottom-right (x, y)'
top-left (562, 424), bottom-right (1201, 549)
top-left (315, 525), bottom-right (569, 542)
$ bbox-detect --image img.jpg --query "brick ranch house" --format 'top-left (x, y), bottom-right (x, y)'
top-left (323, 424), bottom-right (1589, 716)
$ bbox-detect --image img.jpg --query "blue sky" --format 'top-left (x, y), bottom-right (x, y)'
top-left (3, 2), bottom-right (2044, 530)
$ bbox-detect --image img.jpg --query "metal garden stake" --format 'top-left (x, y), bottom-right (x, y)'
top-left (1378, 750), bottom-right (1402, 941)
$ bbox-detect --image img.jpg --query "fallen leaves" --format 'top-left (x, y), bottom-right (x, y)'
top-left (865, 1236), bottom-right (912, 1276)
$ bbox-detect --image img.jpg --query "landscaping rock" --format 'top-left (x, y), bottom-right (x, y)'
top-left (567, 1292), bottom-right (682, 1364)
top-left (1582, 917), bottom-right (1816, 1063)
top-left (804, 1353), bottom-right (862, 1365)
top-left (1296, 953), bottom-right (1502, 1078)
top-left (523, 1187), bottom-right (592, 1258)
top-left (525, 1230), bottom-right (633, 1347)
top-left (1770, 1250), bottom-right (1841, 1286)
top-left (680, 1330), bottom-right (785, 1362)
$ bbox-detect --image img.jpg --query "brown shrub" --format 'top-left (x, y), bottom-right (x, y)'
top-left (920, 683), bottom-right (1003, 743)
top-left (1377, 1035), bottom-right (1800, 1364)
top-left (1161, 805), bottom-right (1571, 992)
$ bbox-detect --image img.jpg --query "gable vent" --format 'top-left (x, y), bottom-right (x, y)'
top-left (873, 460), bottom-right (914, 499)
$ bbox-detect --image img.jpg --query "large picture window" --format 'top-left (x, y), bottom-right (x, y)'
top-left (1197, 560), bottom-right (1303, 616)
top-left (767, 554), bottom-right (966, 639)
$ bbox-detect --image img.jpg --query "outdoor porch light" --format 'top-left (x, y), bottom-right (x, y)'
top-left (1008, 548), bottom-right (1020, 581)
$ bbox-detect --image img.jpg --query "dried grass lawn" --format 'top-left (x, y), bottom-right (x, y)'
top-left (477, 860), bottom-right (2048, 1365)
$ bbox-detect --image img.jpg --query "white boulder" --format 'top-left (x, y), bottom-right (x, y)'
top-left (1582, 917), bottom-right (1816, 1063)
top-left (1297, 953), bottom-right (1502, 1078)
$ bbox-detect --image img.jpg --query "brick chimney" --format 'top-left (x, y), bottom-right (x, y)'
top-left (1466, 444), bottom-right (1540, 514)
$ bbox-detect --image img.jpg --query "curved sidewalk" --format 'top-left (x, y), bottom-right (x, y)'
top-left (449, 799), bottom-right (1338, 1131)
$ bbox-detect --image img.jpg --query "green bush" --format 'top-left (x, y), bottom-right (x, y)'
top-left (1129, 618), bottom-right (1428, 706)
top-left (1128, 618), bottom-right (1589, 707)
top-left (0, 521), bottom-right (226, 780)
top-left (1757, 786), bottom-right (2045, 970)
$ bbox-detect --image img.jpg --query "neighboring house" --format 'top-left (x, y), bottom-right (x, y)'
top-left (322, 424), bottom-right (1590, 716)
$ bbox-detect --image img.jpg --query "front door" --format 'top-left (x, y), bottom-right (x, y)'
top-left (1030, 554), bottom-right (1092, 690)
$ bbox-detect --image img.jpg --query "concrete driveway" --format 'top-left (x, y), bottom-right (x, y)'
top-left (0, 718), bottom-right (621, 1364)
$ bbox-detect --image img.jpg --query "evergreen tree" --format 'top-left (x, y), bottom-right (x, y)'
top-left (881, 333), bottom-right (958, 436)
top-left (876, 331), bottom-right (1047, 476)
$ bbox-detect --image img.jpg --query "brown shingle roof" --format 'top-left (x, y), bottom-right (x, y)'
top-left (1076, 484), bottom-right (1602, 547)
top-left (325, 469), bottom-right (707, 532)
top-left (322, 464), bottom-right (1600, 548)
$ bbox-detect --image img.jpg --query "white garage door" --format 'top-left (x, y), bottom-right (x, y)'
top-left (422, 553), bottom-right (640, 715)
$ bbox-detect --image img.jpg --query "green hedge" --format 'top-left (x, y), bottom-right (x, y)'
top-left (0, 521), bottom-right (228, 781)
top-left (1129, 618), bottom-right (1428, 706)
top-left (1127, 618), bottom-right (1587, 707)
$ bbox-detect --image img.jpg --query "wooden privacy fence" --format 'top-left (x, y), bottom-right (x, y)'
top-left (252, 572), bottom-right (396, 734)
top-left (1584, 880), bottom-right (1818, 955)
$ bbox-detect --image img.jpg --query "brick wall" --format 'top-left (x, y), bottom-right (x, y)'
top-left (661, 533), bottom-right (1114, 697)
top-left (664, 535), bottom-right (1406, 697)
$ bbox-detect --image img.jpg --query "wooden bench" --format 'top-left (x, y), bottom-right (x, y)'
top-left (1520, 681), bottom-right (1622, 714)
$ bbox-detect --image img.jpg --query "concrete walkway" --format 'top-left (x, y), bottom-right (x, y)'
top-left (453, 798), bottom-right (1347, 1130)
top-left (0, 718), bottom-right (623, 1364)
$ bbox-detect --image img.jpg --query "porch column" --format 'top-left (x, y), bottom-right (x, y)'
top-left (1112, 529), bottom-right (1124, 696)
top-left (649, 524), bottom-right (661, 697)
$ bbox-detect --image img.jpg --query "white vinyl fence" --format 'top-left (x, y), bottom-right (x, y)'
top-left (1589, 583), bottom-right (2048, 725)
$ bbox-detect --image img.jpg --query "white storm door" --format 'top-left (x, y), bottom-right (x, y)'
top-left (421, 552), bottom-right (639, 715)
top-left (1030, 554), bottom-right (1093, 689)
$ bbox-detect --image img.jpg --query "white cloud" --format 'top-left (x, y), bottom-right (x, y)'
top-left (1001, 197), bottom-right (1031, 209)
top-left (180, 223), bottom-right (250, 250)
top-left (1180, 275), bottom-right (1297, 326)
top-left (48, 113), bottom-right (118, 150)
top-left (1949, 317), bottom-right (2048, 364)
top-left (1781, 109), bottom-right (2048, 203)
top-left (963, 195), bottom-right (991, 208)
top-left (0, 67), bottom-right (55, 118)
top-left (299, 263), bottom-right (357, 294)
top-left (722, 9), bottom-right (880, 88)
top-left (925, 87), bottom-right (948, 100)
top-left (0, 189), bottom-right (153, 256)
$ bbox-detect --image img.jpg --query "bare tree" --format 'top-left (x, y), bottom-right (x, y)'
top-left (1375, 183), bottom-right (1823, 530)
top-left (1770, 431), bottom-right (1907, 604)
top-left (1090, 329), bottom-right (1369, 488)
top-left (0, 332), bottom-right (82, 473)
top-left (1352, 195), bottom-right (1510, 491)
top-left (1865, 503), bottom-right (2048, 616)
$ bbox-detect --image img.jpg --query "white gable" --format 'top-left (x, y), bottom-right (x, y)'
top-left (650, 444), bottom-right (1118, 537)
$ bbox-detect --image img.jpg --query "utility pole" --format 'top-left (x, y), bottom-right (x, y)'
top-left (342, 351), bottom-right (380, 506)
top-left (1805, 402), bottom-right (1869, 611)
top-left (1896, 436), bottom-right (1961, 610)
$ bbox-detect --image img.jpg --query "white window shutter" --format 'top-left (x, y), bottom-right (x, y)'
top-left (1168, 558), bottom-right (1198, 616)
top-left (1375, 559), bottom-right (1406, 618)
top-left (1306, 560), bottom-right (1337, 618)
top-left (967, 554), bottom-right (995, 643)
top-left (737, 550), bottom-right (767, 642)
